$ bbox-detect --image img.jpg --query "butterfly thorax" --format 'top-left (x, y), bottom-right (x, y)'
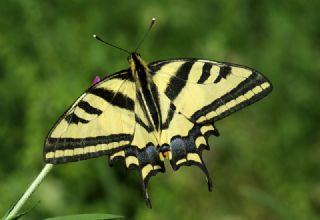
top-left (129, 53), bottom-right (162, 132)
top-left (129, 53), bottom-right (151, 88)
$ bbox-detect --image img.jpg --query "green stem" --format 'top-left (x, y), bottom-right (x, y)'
top-left (3, 164), bottom-right (54, 220)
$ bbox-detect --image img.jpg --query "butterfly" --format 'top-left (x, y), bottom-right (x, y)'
top-left (43, 19), bottom-right (272, 207)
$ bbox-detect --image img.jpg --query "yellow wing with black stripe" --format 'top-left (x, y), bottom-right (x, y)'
top-left (149, 58), bottom-right (272, 124)
top-left (145, 58), bottom-right (272, 197)
top-left (44, 70), bottom-right (136, 163)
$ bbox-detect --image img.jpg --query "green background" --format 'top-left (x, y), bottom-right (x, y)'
top-left (0, 0), bottom-right (319, 219)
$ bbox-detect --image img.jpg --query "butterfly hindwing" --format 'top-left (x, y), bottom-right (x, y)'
top-left (148, 58), bottom-right (272, 191)
top-left (44, 71), bottom-right (136, 163)
top-left (154, 90), bottom-right (213, 190)
top-left (150, 59), bottom-right (272, 125)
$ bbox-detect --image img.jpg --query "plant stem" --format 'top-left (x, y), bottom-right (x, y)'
top-left (3, 164), bottom-right (54, 220)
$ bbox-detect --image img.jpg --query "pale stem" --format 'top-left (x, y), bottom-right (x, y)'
top-left (3, 164), bottom-right (54, 220)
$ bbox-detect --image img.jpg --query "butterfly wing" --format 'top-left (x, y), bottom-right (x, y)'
top-left (44, 70), bottom-right (136, 163)
top-left (149, 58), bottom-right (272, 188)
top-left (150, 58), bottom-right (272, 124)
top-left (44, 69), bottom-right (165, 207)
top-left (155, 88), bottom-right (216, 190)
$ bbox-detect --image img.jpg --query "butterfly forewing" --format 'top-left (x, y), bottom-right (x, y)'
top-left (44, 71), bottom-right (136, 163)
top-left (149, 59), bottom-right (272, 125)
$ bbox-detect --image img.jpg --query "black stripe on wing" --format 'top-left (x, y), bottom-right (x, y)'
top-left (197, 62), bottom-right (213, 83)
top-left (45, 133), bottom-right (132, 164)
top-left (191, 71), bottom-right (273, 124)
top-left (45, 134), bottom-right (132, 151)
top-left (136, 92), bottom-right (155, 132)
top-left (164, 61), bottom-right (194, 100)
top-left (111, 70), bottom-right (134, 82)
top-left (135, 114), bottom-right (153, 132)
top-left (65, 113), bottom-right (89, 124)
top-left (148, 60), bottom-right (173, 74)
top-left (89, 87), bottom-right (134, 111)
top-left (161, 103), bottom-right (176, 130)
top-left (78, 101), bottom-right (103, 115)
top-left (214, 65), bottom-right (232, 83)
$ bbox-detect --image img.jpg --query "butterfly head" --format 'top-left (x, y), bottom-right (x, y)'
top-left (128, 52), bottom-right (148, 77)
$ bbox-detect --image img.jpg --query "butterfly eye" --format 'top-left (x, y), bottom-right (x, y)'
top-left (127, 56), bottom-right (131, 62)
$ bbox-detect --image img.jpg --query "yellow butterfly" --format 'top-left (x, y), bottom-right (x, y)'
top-left (44, 18), bottom-right (272, 207)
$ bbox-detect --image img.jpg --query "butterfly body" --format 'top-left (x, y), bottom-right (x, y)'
top-left (44, 52), bottom-right (272, 207)
top-left (130, 53), bottom-right (162, 133)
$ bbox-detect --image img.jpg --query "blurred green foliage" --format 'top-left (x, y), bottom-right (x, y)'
top-left (0, 0), bottom-right (319, 219)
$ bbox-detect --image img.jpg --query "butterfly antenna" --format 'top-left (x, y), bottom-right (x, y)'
top-left (93, 34), bottom-right (131, 54)
top-left (134, 17), bottom-right (156, 52)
